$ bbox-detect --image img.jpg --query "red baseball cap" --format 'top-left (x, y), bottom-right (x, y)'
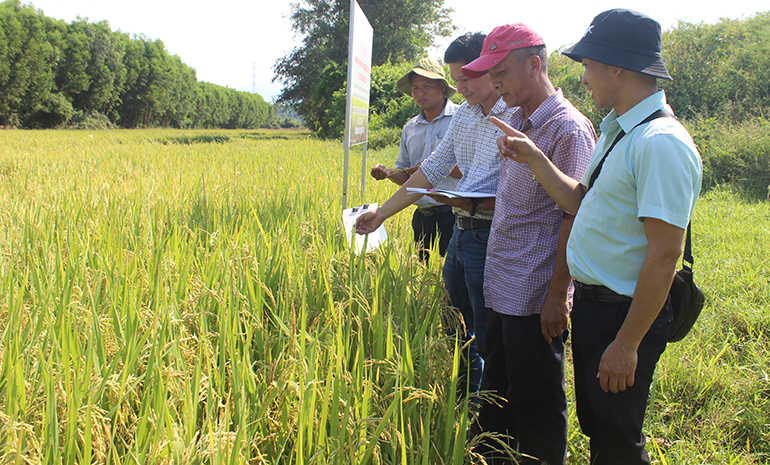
top-left (462, 23), bottom-right (545, 79)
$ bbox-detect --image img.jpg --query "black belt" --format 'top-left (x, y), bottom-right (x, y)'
top-left (456, 215), bottom-right (492, 230)
top-left (417, 205), bottom-right (453, 217)
top-left (573, 280), bottom-right (632, 303)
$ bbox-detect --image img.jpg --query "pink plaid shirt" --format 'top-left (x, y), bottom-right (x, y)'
top-left (484, 89), bottom-right (596, 316)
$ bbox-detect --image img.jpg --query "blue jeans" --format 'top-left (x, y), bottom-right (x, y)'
top-left (442, 224), bottom-right (490, 394)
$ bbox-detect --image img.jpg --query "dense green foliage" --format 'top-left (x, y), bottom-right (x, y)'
top-left (270, 102), bottom-right (303, 129)
top-left (274, 0), bottom-right (455, 135)
top-left (323, 60), bottom-right (463, 144)
top-left (550, 13), bottom-right (770, 126)
top-left (0, 0), bottom-right (272, 129)
top-left (689, 117), bottom-right (770, 199)
top-left (663, 14), bottom-right (770, 122)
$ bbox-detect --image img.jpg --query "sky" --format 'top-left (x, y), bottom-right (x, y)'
top-left (24, 0), bottom-right (769, 101)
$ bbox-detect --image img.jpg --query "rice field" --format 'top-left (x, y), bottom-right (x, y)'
top-left (0, 129), bottom-right (767, 464)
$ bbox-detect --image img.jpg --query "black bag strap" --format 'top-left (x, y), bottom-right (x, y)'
top-left (587, 109), bottom-right (674, 191)
top-left (683, 222), bottom-right (693, 271)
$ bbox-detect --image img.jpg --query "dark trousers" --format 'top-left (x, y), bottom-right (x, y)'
top-left (411, 208), bottom-right (454, 261)
top-left (571, 297), bottom-right (673, 465)
top-left (477, 312), bottom-right (568, 465)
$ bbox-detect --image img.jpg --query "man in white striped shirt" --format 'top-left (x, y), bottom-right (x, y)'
top-left (357, 32), bottom-right (515, 395)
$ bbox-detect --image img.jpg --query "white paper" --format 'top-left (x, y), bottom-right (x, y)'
top-left (405, 187), bottom-right (495, 199)
top-left (343, 203), bottom-right (387, 254)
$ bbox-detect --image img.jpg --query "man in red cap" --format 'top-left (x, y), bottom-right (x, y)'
top-left (461, 24), bottom-right (596, 464)
top-left (492, 9), bottom-right (702, 464)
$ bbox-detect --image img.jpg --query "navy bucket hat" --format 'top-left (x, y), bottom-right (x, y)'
top-left (562, 9), bottom-right (672, 80)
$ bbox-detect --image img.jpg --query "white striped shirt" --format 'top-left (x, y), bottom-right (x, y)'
top-left (396, 101), bottom-right (459, 208)
top-left (420, 98), bottom-right (514, 220)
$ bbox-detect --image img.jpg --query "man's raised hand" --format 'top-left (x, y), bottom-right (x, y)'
top-left (490, 116), bottom-right (545, 165)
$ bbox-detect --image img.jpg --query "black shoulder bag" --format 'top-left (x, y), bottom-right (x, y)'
top-left (668, 224), bottom-right (706, 342)
top-left (587, 109), bottom-right (705, 342)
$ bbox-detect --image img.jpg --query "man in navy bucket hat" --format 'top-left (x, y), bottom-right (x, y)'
top-left (492, 9), bottom-right (702, 464)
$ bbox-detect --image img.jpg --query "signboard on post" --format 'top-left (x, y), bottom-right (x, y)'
top-left (341, 0), bottom-right (373, 209)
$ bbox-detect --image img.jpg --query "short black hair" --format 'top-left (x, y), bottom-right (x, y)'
top-left (444, 32), bottom-right (486, 65)
top-left (511, 45), bottom-right (549, 73)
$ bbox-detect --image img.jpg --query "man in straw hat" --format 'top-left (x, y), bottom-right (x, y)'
top-left (461, 22), bottom-right (596, 464)
top-left (369, 58), bottom-right (459, 260)
top-left (492, 9), bottom-right (702, 463)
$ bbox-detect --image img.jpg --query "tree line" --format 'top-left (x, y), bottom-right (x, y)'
top-left (278, 4), bottom-right (769, 139)
top-left (0, 0), bottom-right (275, 129)
top-left (2, 0), bottom-right (768, 197)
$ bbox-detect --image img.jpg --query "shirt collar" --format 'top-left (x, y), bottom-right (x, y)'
top-left (489, 97), bottom-right (510, 118)
top-left (600, 89), bottom-right (669, 134)
top-left (510, 88), bottom-right (565, 130)
top-left (417, 99), bottom-right (456, 123)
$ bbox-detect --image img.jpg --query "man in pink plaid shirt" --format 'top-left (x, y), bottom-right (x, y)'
top-left (462, 23), bottom-right (596, 464)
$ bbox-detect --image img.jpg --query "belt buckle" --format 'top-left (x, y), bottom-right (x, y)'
top-left (573, 280), bottom-right (586, 299)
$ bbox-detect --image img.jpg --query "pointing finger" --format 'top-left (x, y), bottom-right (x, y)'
top-left (490, 116), bottom-right (523, 138)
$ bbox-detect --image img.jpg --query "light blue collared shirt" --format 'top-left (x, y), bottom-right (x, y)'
top-left (567, 90), bottom-right (703, 297)
top-left (420, 97), bottom-right (513, 220)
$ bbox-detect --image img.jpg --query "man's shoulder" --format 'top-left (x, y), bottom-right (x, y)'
top-left (632, 117), bottom-right (700, 162)
top-left (552, 91), bottom-right (589, 118)
top-left (403, 113), bottom-right (422, 130)
top-left (444, 99), bottom-right (460, 116)
top-left (544, 95), bottom-right (595, 136)
top-left (630, 105), bottom-right (694, 145)
top-left (641, 111), bottom-right (688, 136)
top-left (448, 101), bottom-right (481, 120)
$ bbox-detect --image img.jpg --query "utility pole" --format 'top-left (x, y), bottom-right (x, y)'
top-left (252, 63), bottom-right (256, 93)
